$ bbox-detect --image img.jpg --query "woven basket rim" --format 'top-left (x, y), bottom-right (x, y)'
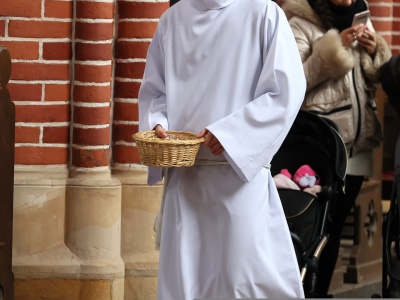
top-left (133, 130), bottom-right (205, 145)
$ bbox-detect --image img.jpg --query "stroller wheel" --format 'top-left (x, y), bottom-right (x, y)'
top-left (370, 293), bottom-right (381, 298)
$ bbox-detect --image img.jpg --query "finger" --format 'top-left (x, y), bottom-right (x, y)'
top-left (204, 131), bottom-right (214, 146)
top-left (354, 23), bottom-right (365, 31)
top-left (205, 132), bottom-right (221, 147)
top-left (210, 142), bottom-right (222, 152)
top-left (212, 145), bottom-right (224, 156)
top-left (197, 128), bottom-right (208, 138)
top-left (358, 34), bottom-right (373, 43)
top-left (364, 29), bottom-right (375, 40)
top-left (154, 125), bottom-right (167, 138)
top-left (364, 28), bottom-right (374, 36)
top-left (357, 36), bottom-right (368, 43)
top-left (357, 40), bottom-right (369, 47)
top-left (360, 39), bottom-right (375, 47)
top-left (207, 135), bottom-right (221, 148)
top-left (204, 132), bottom-right (222, 150)
top-left (350, 24), bottom-right (364, 36)
top-left (362, 32), bottom-right (372, 40)
top-left (370, 34), bottom-right (376, 42)
top-left (350, 27), bottom-right (360, 40)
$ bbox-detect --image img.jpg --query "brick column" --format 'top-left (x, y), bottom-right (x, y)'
top-left (65, 1), bottom-right (124, 299)
top-left (112, 1), bottom-right (169, 299)
top-left (70, 0), bottom-right (114, 171)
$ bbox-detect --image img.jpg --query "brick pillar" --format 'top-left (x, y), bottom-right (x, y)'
top-left (71, 0), bottom-right (114, 171)
top-left (65, 1), bottom-right (124, 299)
top-left (112, 1), bottom-right (168, 299)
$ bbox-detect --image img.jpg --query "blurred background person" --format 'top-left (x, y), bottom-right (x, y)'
top-left (281, 0), bottom-right (391, 297)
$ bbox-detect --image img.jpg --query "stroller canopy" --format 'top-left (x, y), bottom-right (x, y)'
top-left (271, 110), bottom-right (347, 193)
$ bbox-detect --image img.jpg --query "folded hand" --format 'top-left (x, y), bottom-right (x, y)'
top-left (198, 129), bottom-right (224, 156)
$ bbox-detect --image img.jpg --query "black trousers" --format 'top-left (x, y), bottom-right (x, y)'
top-left (315, 175), bottom-right (365, 297)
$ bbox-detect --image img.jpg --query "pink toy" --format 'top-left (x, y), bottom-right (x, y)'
top-left (273, 165), bottom-right (322, 197)
top-left (293, 164), bottom-right (320, 190)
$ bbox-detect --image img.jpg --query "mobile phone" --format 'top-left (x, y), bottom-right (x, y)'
top-left (352, 10), bottom-right (370, 26)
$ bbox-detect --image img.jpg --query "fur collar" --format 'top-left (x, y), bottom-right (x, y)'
top-left (282, 0), bottom-right (324, 28)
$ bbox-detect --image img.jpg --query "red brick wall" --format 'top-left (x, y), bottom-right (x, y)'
top-left (0, 0), bottom-right (396, 168)
top-left (0, 0), bottom-right (73, 165)
top-left (369, 0), bottom-right (393, 50)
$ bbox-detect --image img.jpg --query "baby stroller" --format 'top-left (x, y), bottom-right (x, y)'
top-left (380, 55), bottom-right (400, 298)
top-left (271, 110), bottom-right (347, 297)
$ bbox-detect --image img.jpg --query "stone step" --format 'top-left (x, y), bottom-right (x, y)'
top-left (330, 277), bottom-right (382, 298)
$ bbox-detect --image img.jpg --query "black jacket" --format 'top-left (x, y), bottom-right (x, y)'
top-left (380, 55), bottom-right (400, 116)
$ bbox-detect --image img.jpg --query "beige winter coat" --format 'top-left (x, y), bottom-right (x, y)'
top-left (282, 0), bottom-right (391, 170)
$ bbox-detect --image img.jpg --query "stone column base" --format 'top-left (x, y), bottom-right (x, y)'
top-left (15, 277), bottom-right (124, 300)
top-left (13, 167), bottom-right (125, 300)
top-left (113, 167), bottom-right (161, 300)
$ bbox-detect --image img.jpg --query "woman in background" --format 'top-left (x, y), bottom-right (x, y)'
top-left (282, 0), bottom-right (391, 297)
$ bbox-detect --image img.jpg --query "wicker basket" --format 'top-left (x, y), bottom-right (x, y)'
top-left (133, 130), bottom-right (205, 167)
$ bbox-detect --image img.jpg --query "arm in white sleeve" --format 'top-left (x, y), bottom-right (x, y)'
top-left (138, 22), bottom-right (169, 133)
top-left (138, 21), bottom-right (168, 186)
top-left (207, 4), bottom-right (306, 182)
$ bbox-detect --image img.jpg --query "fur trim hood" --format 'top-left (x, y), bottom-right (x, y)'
top-left (282, 0), bottom-right (323, 28)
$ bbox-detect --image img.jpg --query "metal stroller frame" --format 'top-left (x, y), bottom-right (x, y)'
top-left (271, 110), bottom-right (347, 297)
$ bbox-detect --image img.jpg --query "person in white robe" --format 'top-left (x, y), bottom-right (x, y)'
top-left (138, 0), bottom-right (307, 298)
